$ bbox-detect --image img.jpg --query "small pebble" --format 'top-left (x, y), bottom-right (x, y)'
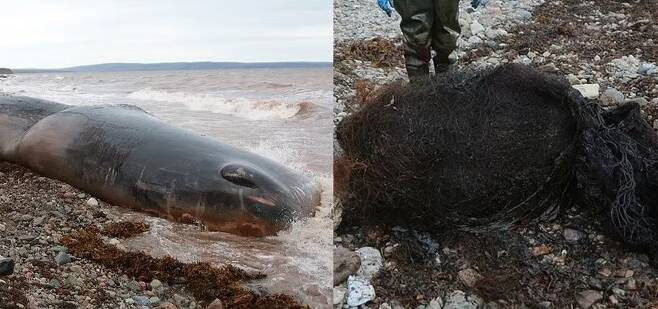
top-left (150, 279), bottom-right (162, 289)
top-left (0, 258), bottom-right (15, 276)
top-left (86, 197), bottom-right (99, 207)
top-left (55, 251), bottom-right (72, 266)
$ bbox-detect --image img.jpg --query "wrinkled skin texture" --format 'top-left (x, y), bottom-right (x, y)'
top-left (0, 96), bottom-right (320, 236)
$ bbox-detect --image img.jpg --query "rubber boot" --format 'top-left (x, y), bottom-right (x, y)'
top-left (407, 65), bottom-right (430, 83)
top-left (433, 52), bottom-right (456, 73)
top-left (393, 0), bottom-right (434, 81)
top-left (431, 0), bottom-right (461, 74)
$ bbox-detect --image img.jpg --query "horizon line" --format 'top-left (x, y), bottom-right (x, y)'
top-left (10, 61), bottom-right (333, 72)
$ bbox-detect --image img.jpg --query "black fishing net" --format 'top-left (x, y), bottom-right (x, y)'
top-left (336, 64), bottom-right (658, 249)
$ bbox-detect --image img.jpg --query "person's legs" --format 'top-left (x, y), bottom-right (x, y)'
top-left (431, 0), bottom-right (461, 73)
top-left (393, 0), bottom-right (434, 81)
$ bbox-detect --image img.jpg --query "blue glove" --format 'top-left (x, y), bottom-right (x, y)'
top-left (377, 0), bottom-right (394, 17)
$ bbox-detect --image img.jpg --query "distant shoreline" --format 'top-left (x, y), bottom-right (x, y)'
top-left (12, 61), bottom-right (332, 74)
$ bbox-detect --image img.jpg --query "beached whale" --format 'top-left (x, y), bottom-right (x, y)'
top-left (0, 95), bottom-right (320, 236)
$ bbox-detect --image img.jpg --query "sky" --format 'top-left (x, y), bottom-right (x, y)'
top-left (0, 0), bottom-right (332, 69)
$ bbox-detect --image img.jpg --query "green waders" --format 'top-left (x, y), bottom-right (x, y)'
top-left (393, 0), bottom-right (461, 80)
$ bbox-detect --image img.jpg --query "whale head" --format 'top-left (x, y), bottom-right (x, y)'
top-left (208, 161), bottom-right (321, 236)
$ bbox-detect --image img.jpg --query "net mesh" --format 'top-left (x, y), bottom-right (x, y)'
top-left (336, 64), bottom-right (658, 248)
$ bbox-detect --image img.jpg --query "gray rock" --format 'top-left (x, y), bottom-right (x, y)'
top-left (514, 9), bottom-right (532, 21)
top-left (539, 63), bottom-right (559, 73)
top-left (563, 228), bottom-right (584, 243)
top-left (457, 268), bottom-right (482, 287)
top-left (573, 84), bottom-right (600, 99)
top-left (484, 28), bottom-right (501, 39)
top-left (443, 290), bottom-right (482, 309)
top-left (470, 20), bottom-right (484, 35)
top-left (70, 265), bottom-right (84, 273)
top-left (638, 63), bottom-right (656, 74)
top-left (65, 275), bottom-right (83, 287)
top-left (155, 302), bottom-right (177, 309)
top-left (626, 278), bottom-right (637, 290)
top-left (347, 276), bottom-right (375, 307)
top-left (577, 290), bottom-right (603, 309)
top-left (133, 296), bottom-right (151, 306)
top-left (32, 216), bottom-right (46, 226)
top-left (517, 55), bottom-right (532, 65)
top-left (567, 74), bottom-right (580, 85)
top-left (379, 303), bottom-right (393, 309)
top-left (538, 301), bottom-right (552, 308)
top-left (51, 245), bottom-right (69, 253)
top-left (612, 287), bottom-right (626, 296)
top-left (334, 286), bottom-right (346, 307)
top-left (485, 40), bottom-right (499, 49)
top-left (86, 197), bottom-right (99, 207)
top-left (427, 297), bottom-right (443, 309)
top-left (46, 278), bottom-right (60, 289)
top-left (487, 57), bottom-right (501, 66)
top-left (356, 247), bottom-right (383, 280)
top-left (599, 88), bottom-right (625, 106)
top-left (206, 299), bottom-right (224, 309)
top-left (55, 251), bottom-right (72, 266)
top-left (173, 294), bottom-right (187, 305)
top-left (0, 258), bottom-right (15, 276)
top-left (150, 279), bottom-right (162, 289)
top-left (607, 56), bottom-right (640, 80)
top-left (468, 36), bottom-right (483, 45)
top-left (588, 278), bottom-right (602, 290)
top-left (17, 234), bottom-right (35, 242)
top-left (624, 257), bottom-right (648, 269)
top-left (625, 97), bottom-right (648, 107)
top-left (149, 297), bottom-right (161, 305)
top-left (334, 246), bottom-right (361, 286)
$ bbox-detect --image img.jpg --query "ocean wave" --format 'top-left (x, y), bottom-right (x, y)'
top-left (254, 81), bottom-right (293, 89)
top-left (127, 88), bottom-right (314, 120)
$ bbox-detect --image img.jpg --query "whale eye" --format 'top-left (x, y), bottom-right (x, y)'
top-left (220, 164), bottom-right (258, 188)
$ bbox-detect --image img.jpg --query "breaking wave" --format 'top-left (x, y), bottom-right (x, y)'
top-left (127, 88), bottom-right (313, 120)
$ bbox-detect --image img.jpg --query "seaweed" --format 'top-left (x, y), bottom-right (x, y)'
top-left (61, 224), bottom-right (306, 308)
top-left (101, 221), bottom-right (150, 238)
top-left (335, 38), bottom-right (404, 68)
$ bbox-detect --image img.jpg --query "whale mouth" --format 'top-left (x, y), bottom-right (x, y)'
top-left (247, 195), bottom-right (276, 207)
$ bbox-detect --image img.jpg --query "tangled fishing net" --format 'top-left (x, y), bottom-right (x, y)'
top-left (336, 64), bottom-right (658, 249)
